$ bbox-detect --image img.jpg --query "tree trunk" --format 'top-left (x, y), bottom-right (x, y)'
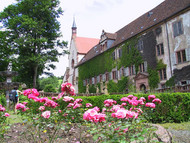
top-left (33, 65), bottom-right (38, 88)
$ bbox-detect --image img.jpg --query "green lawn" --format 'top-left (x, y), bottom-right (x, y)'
top-left (7, 111), bottom-right (23, 124)
top-left (159, 122), bottom-right (190, 131)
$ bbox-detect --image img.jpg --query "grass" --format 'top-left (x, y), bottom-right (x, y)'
top-left (7, 110), bottom-right (23, 124)
top-left (158, 122), bottom-right (190, 131)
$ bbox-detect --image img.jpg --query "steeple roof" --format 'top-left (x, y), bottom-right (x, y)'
top-left (72, 17), bottom-right (77, 28)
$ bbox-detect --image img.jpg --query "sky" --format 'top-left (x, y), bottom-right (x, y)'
top-left (0, 0), bottom-right (165, 77)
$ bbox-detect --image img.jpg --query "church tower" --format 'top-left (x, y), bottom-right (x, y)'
top-left (72, 17), bottom-right (77, 39)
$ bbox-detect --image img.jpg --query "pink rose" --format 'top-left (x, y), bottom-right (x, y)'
top-left (145, 103), bottom-right (156, 108)
top-left (61, 82), bottom-right (75, 95)
top-left (86, 103), bottom-right (92, 108)
top-left (4, 113), bottom-right (10, 117)
top-left (39, 106), bottom-right (45, 111)
top-left (63, 96), bottom-right (74, 102)
top-left (148, 95), bottom-right (156, 100)
top-left (152, 98), bottom-right (162, 104)
top-left (41, 111), bottom-right (51, 119)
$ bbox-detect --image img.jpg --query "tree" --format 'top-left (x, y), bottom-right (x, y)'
top-left (39, 76), bottom-right (59, 91)
top-left (0, 0), bottom-right (67, 88)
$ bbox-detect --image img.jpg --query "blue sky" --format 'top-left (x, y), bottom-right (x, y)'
top-left (0, 0), bottom-right (164, 77)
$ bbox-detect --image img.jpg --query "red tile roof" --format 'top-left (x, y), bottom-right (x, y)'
top-left (75, 37), bottom-right (99, 54)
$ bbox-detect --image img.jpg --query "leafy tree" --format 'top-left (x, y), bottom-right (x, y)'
top-left (0, 31), bottom-right (14, 82)
top-left (39, 76), bottom-right (59, 91)
top-left (0, 0), bottom-right (67, 88)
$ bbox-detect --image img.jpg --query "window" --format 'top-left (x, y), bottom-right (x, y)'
top-left (159, 68), bottom-right (167, 80)
top-left (94, 77), bottom-right (97, 84)
top-left (71, 59), bottom-right (74, 68)
top-left (106, 73), bottom-right (109, 81)
top-left (129, 66), bottom-right (135, 76)
top-left (156, 43), bottom-right (164, 56)
top-left (121, 68), bottom-right (124, 77)
top-left (118, 48), bottom-right (122, 58)
top-left (138, 39), bottom-right (144, 51)
top-left (83, 80), bottom-right (86, 86)
top-left (139, 63), bottom-right (145, 72)
top-left (112, 71), bottom-right (117, 80)
top-left (173, 21), bottom-right (183, 37)
top-left (112, 51), bottom-right (116, 60)
top-left (176, 50), bottom-right (186, 64)
top-left (100, 75), bottom-right (102, 82)
top-left (127, 45), bottom-right (131, 53)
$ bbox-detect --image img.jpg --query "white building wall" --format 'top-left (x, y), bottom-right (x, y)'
top-left (166, 10), bottom-right (190, 71)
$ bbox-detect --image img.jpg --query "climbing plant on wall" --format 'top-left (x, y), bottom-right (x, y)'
top-left (78, 37), bottom-right (145, 93)
top-left (148, 67), bottom-right (159, 90)
top-left (118, 37), bottom-right (143, 72)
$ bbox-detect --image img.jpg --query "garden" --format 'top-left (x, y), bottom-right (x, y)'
top-left (0, 82), bottom-right (190, 143)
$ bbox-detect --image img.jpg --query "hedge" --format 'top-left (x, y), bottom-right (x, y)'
top-left (71, 92), bottom-right (190, 123)
top-left (19, 92), bottom-right (190, 123)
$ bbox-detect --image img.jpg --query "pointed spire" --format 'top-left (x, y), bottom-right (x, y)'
top-left (72, 16), bottom-right (77, 28)
top-left (72, 16), bottom-right (77, 39)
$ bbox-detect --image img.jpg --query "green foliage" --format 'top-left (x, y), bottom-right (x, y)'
top-left (107, 77), bottom-right (128, 94)
top-left (19, 94), bottom-right (28, 103)
top-left (78, 37), bottom-right (143, 92)
top-left (107, 80), bottom-right (118, 93)
top-left (44, 84), bottom-right (56, 93)
top-left (75, 92), bottom-right (190, 123)
top-left (78, 48), bottom-right (115, 80)
top-left (117, 76), bottom-right (128, 92)
top-left (0, 93), bottom-right (6, 107)
top-left (156, 59), bottom-right (167, 70)
top-left (148, 68), bottom-right (159, 90)
top-left (89, 85), bottom-right (96, 93)
top-left (0, 0), bottom-right (67, 88)
top-left (165, 76), bottom-right (175, 87)
top-left (39, 76), bottom-right (59, 91)
top-left (119, 38), bottom-right (143, 70)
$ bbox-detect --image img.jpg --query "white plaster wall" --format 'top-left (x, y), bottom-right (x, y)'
top-left (68, 39), bottom-right (78, 87)
top-left (166, 10), bottom-right (190, 71)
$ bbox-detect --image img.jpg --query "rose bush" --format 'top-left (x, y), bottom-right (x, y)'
top-left (15, 82), bottom-right (162, 143)
top-left (0, 104), bottom-right (10, 141)
top-left (83, 94), bottom-right (162, 142)
top-left (15, 83), bottom-right (85, 143)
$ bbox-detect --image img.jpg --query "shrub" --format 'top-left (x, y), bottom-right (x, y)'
top-left (74, 92), bottom-right (190, 123)
top-left (0, 94), bottom-right (6, 107)
top-left (44, 84), bottom-right (56, 93)
top-left (89, 85), bottom-right (96, 93)
top-left (107, 80), bottom-right (118, 93)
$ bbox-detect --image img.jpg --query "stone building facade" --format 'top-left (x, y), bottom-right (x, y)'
top-left (75, 0), bottom-right (190, 93)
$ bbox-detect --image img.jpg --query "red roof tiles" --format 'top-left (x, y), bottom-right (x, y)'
top-left (75, 37), bottom-right (99, 54)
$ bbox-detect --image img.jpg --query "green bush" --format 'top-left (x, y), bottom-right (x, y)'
top-left (74, 92), bottom-right (190, 123)
top-left (44, 84), bottom-right (56, 93)
top-left (89, 85), bottom-right (96, 93)
top-left (0, 94), bottom-right (6, 107)
top-left (107, 80), bottom-right (118, 93)
top-left (117, 76), bottom-right (128, 92)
